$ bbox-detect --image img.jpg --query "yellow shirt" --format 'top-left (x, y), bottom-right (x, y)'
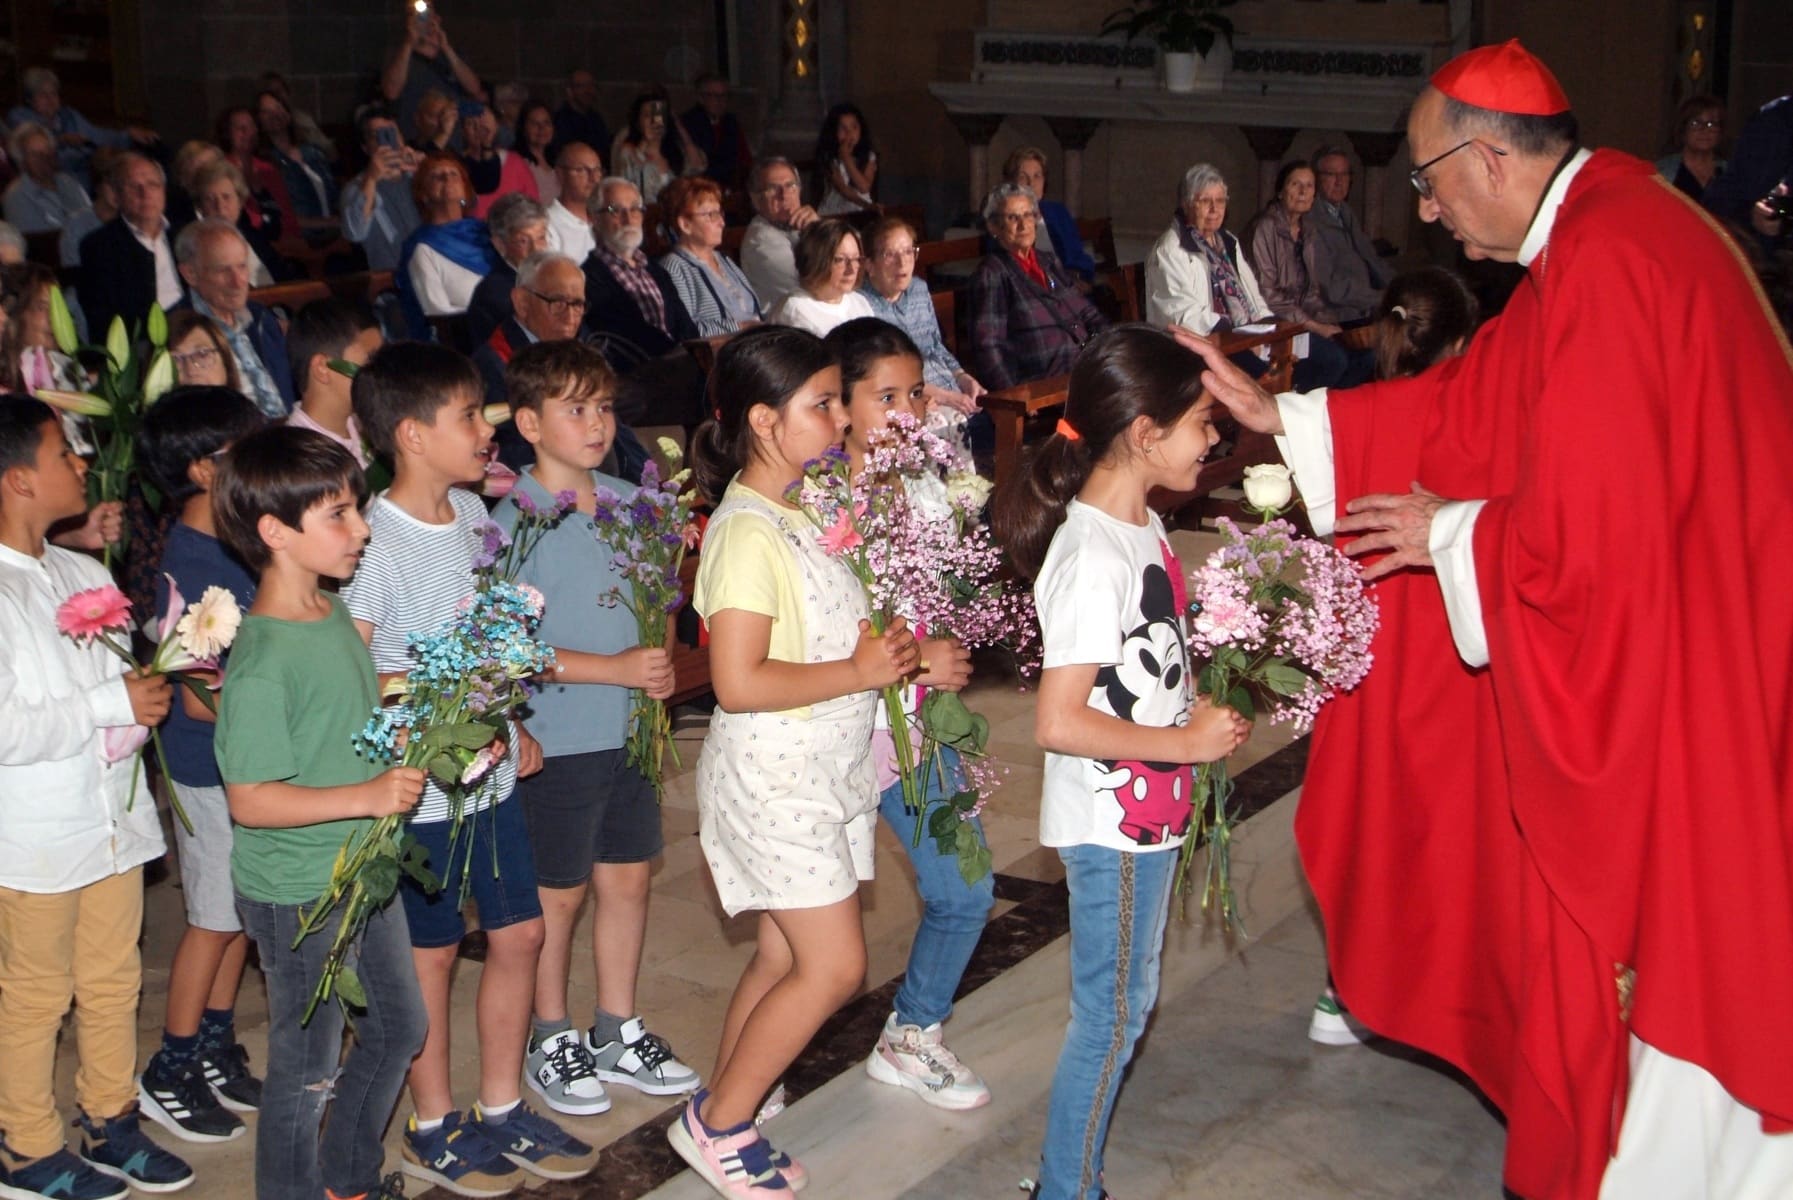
top-left (693, 479), bottom-right (808, 668)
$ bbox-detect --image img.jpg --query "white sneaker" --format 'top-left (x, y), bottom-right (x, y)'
top-left (1307, 987), bottom-right (1366, 1046)
top-left (586, 1017), bottom-right (701, 1096)
top-left (525, 1027), bottom-right (612, 1115)
top-left (864, 1013), bottom-right (990, 1110)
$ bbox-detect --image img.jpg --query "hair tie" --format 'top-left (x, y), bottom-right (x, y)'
top-left (1390, 305), bottom-right (1409, 320)
top-left (1055, 417), bottom-right (1081, 442)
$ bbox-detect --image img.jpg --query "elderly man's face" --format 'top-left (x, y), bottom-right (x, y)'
top-left (119, 160), bottom-right (166, 231)
top-left (754, 165), bottom-right (803, 226)
top-left (1012, 158), bottom-right (1046, 200)
top-left (1185, 184), bottom-right (1228, 237)
top-left (20, 131), bottom-right (56, 183)
top-left (595, 183), bottom-right (646, 253)
top-left (990, 195), bottom-right (1039, 255)
top-left (1407, 88), bottom-right (1519, 262)
top-left (186, 232), bottom-right (252, 316)
top-left (558, 147), bottom-right (602, 207)
top-left (514, 259), bottom-right (587, 341)
top-left (569, 71), bottom-right (598, 111)
top-left (497, 219), bottom-right (548, 268)
top-left (1315, 155), bottom-right (1353, 205)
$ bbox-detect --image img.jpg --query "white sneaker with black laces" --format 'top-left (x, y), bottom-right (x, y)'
top-left (865, 1013), bottom-right (991, 1111)
top-left (586, 1017), bottom-right (700, 1096)
top-left (525, 1027), bottom-right (611, 1115)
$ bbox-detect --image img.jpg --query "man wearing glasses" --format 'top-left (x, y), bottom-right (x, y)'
top-left (545, 143), bottom-right (603, 264)
top-left (1306, 146), bottom-right (1391, 324)
top-left (1182, 39), bottom-right (1793, 1200)
top-left (475, 250), bottom-right (585, 463)
top-left (740, 157), bottom-right (819, 308)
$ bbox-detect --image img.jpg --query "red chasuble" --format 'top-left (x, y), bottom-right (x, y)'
top-left (1301, 149), bottom-right (1793, 1200)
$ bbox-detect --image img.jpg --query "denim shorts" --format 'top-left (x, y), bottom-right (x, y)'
top-left (518, 749), bottom-right (664, 887)
top-left (398, 798), bottom-right (543, 948)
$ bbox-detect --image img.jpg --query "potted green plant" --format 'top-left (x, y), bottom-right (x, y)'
top-left (1101, 0), bottom-right (1238, 93)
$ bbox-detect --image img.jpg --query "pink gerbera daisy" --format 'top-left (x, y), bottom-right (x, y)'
top-left (56, 586), bottom-right (133, 641)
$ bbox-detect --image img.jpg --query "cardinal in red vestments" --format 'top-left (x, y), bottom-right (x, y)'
top-left (1182, 40), bottom-right (1793, 1200)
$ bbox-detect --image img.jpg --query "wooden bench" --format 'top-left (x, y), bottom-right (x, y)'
top-left (932, 290), bottom-right (957, 360)
top-left (979, 321), bottom-right (1304, 493)
top-left (667, 554), bottom-right (711, 705)
top-left (250, 270), bottom-right (394, 316)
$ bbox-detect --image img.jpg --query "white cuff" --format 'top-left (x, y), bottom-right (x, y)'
top-left (1272, 388), bottom-right (1335, 536)
top-left (1428, 499), bottom-right (1491, 668)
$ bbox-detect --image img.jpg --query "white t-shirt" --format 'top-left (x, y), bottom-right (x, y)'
top-left (343, 487), bottom-right (518, 822)
top-left (1034, 501), bottom-right (1194, 852)
top-left (771, 289), bottom-right (875, 338)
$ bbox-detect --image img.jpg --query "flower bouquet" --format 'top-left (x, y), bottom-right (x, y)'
top-left (35, 287), bottom-right (175, 568)
top-left (587, 442), bottom-right (696, 799)
top-left (294, 503), bottom-right (564, 1021)
top-left (1181, 490), bottom-right (1377, 930)
top-left (55, 578), bottom-right (244, 833)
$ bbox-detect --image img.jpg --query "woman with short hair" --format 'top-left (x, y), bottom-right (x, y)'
top-left (769, 217), bottom-right (875, 336)
top-left (657, 175), bottom-right (762, 337)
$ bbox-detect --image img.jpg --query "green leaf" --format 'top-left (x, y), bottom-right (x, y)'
top-left (427, 752), bottom-right (462, 785)
top-left (443, 723), bottom-right (499, 750)
top-left (334, 965), bottom-right (367, 1010)
top-left (927, 803), bottom-right (959, 840)
top-left (175, 673), bottom-right (216, 713)
top-left (1260, 662), bottom-right (1309, 697)
top-left (399, 836), bottom-right (442, 893)
top-left (955, 825), bottom-right (992, 886)
top-left (146, 303), bottom-right (167, 349)
top-left (1226, 686), bottom-right (1255, 721)
top-left (48, 285), bottom-right (79, 355)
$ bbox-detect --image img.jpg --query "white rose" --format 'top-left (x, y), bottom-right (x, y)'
top-left (1242, 463), bottom-right (1294, 512)
top-left (943, 471), bottom-right (994, 512)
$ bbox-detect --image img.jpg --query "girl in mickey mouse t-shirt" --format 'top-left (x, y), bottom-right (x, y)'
top-left (993, 325), bottom-right (1251, 1200)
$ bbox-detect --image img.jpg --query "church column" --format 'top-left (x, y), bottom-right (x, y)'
top-left (1241, 125), bottom-right (1299, 211)
top-left (764, 0), bottom-right (825, 158)
top-left (1353, 131), bottom-right (1408, 241)
top-left (947, 112), bottom-right (1006, 213)
top-left (1044, 116), bottom-right (1103, 214)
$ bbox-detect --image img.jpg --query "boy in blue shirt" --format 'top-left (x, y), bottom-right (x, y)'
top-left (136, 386), bottom-right (267, 1146)
top-left (212, 425), bottom-right (428, 1200)
top-left (495, 341), bottom-right (699, 1116)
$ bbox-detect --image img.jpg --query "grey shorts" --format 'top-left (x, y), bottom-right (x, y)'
top-left (169, 782), bottom-right (241, 933)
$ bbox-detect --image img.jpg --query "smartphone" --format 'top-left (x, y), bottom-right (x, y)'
top-left (413, 0), bottom-right (431, 25)
top-left (375, 125), bottom-right (401, 152)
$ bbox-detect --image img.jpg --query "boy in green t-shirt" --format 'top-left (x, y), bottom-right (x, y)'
top-left (211, 425), bottom-right (427, 1200)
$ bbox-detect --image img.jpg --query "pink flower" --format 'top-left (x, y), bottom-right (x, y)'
top-left (157, 575), bottom-right (185, 642)
top-left (516, 583), bottom-right (546, 617)
top-left (479, 460), bottom-right (519, 500)
top-left (100, 724), bottom-right (149, 763)
top-left (57, 586), bottom-right (133, 641)
top-left (818, 508), bottom-right (864, 555)
top-left (461, 741), bottom-right (503, 785)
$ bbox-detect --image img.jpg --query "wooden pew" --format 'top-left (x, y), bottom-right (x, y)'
top-left (917, 236), bottom-right (983, 290)
top-left (667, 554), bottom-right (711, 705)
top-left (978, 321), bottom-right (1304, 493)
top-left (1075, 216), bottom-right (1119, 269)
top-left (932, 290), bottom-right (957, 360)
top-left (248, 279), bottom-right (331, 314)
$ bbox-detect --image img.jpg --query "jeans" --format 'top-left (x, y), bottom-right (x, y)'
top-left (1037, 844), bottom-right (1178, 1200)
top-left (239, 892), bottom-right (427, 1200)
top-left (877, 746), bottom-right (995, 1029)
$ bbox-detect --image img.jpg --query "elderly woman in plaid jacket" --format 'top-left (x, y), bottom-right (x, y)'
top-left (966, 182), bottom-right (1108, 391)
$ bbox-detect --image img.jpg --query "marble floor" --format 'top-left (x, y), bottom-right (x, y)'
top-left (64, 529), bottom-right (1512, 1198)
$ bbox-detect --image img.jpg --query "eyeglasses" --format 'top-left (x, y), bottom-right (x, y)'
top-left (831, 254), bottom-right (863, 268)
top-left (562, 164), bottom-right (599, 176)
top-left (526, 289), bottom-right (587, 315)
top-left (877, 246), bottom-right (919, 263)
top-left (171, 345), bottom-right (220, 370)
top-left (998, 211), bottom-right (1038, 226)
top-left (1688, 118), bottom-right (1722, 130)
top-left (758, 181), bottom-right (799, 196)
top-left (1409, 139), bottom-right (1506, 199)
top-left (687, 208), bottom-right (724, 222)
top-left (601, 203), bottom-right (646, 216)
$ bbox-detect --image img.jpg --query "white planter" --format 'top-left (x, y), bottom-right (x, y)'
top-left (1163, 42), bottom-right (1230, 93)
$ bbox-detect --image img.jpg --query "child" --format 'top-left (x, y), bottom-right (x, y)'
top-left (0, 397), bottom-right (188, 1199)
top-left (212, 424), bottom-right (428, 1200)
top-left (823, 318), bottom-right (995, 1109)
top-left (284, 297), bottom-right (384, 469)
top-left (495, 341), bottom-right (702, 1118)
top-left (136, 386), bottom-right (268, 1145)
top-left (991, 326), bottom-right (1252, 1200)
top-left (672, 325), bottom-right (919, 1196)
top-left (1306, 265), bottom-right (1478, 1048)
top-left (343, 341), bottom-right (594, 1194)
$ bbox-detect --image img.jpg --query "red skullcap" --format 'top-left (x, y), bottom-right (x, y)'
top-left (1430, 39), bottom-right (1570, 117)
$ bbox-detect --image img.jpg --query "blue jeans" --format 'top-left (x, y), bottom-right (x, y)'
top-left (239, 892), bottom-right (427, 1200)
top-left (877, 746), bottom-right (995, 1028)
top-left (1037, 844), bottom-right (1178, 1200)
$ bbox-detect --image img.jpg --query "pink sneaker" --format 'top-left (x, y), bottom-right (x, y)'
top-left (667, 1089), bottom-right (792, 1196)
top-left (763, 1140), bottom-right (807, 1192)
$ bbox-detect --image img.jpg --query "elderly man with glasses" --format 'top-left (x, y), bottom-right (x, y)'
top-left (1306, 146), bottom-right (1392, 324)
top-left (473, 250), bottom-right (586, 462)
top-left (468, 192), bottom-right (550, 346)
top-left (966, 182), bottom-right (1107, 391)
top-left (739, 157), bottom-right (819, 308)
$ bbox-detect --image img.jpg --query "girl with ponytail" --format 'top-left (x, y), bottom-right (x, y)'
top-left (676, 324), bottom-right (920, 1197)
top-left (992, 324), bottom-right (1251, 1200)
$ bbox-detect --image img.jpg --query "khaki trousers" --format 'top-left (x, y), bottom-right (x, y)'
top-left (0, 868), bottom-right (143, 1158)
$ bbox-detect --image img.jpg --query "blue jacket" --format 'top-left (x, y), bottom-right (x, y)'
top-left (171, 296), bottom-right (295, 413)
top-left (1040, 199), bottom-right (1096, 281)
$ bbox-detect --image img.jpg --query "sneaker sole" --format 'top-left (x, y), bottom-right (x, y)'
top-left (83, 1160), bottom-right (194, 1195)
top-left (136, 1081), bottom-right (247, 1143)
top-left (863, 1047), bottom-right (991, 1111)
top-left (398, 1159), bottom-right (522, 1199)
top-left (208, 1083), bottom-right (260, 1114)
top-left (667, 1117), bottom-right (770, 1198)
top-left (500, 1150), bottom-right (597, 1182)
top-left (0, 1180), bottom-right (129, 1200)
top-left (1308, 1008), bottom-right (1367, 1046)
top-left (524, 1069), bottom-right (612, 1115)
top-left (593, 1066), bottom-right (700, 1097)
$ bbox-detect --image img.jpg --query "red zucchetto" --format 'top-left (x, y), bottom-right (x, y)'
top-left (1430, 39), bottom-right (1571, 116)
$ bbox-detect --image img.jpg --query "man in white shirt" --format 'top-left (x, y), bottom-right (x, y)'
top-left (544, 142), bottom-right (600, 265)
top-left (77, 152), bottom-right (183, 336)
top-left (739, 157), bottom-right (818, 309)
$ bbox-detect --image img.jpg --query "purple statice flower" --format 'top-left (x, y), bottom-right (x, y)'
top-left (512, 489), bottom-right (539, 518)
top-left (472, 521), bottom-right (510, 571)
top-left (551, 490), bottom-right (578, 516)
